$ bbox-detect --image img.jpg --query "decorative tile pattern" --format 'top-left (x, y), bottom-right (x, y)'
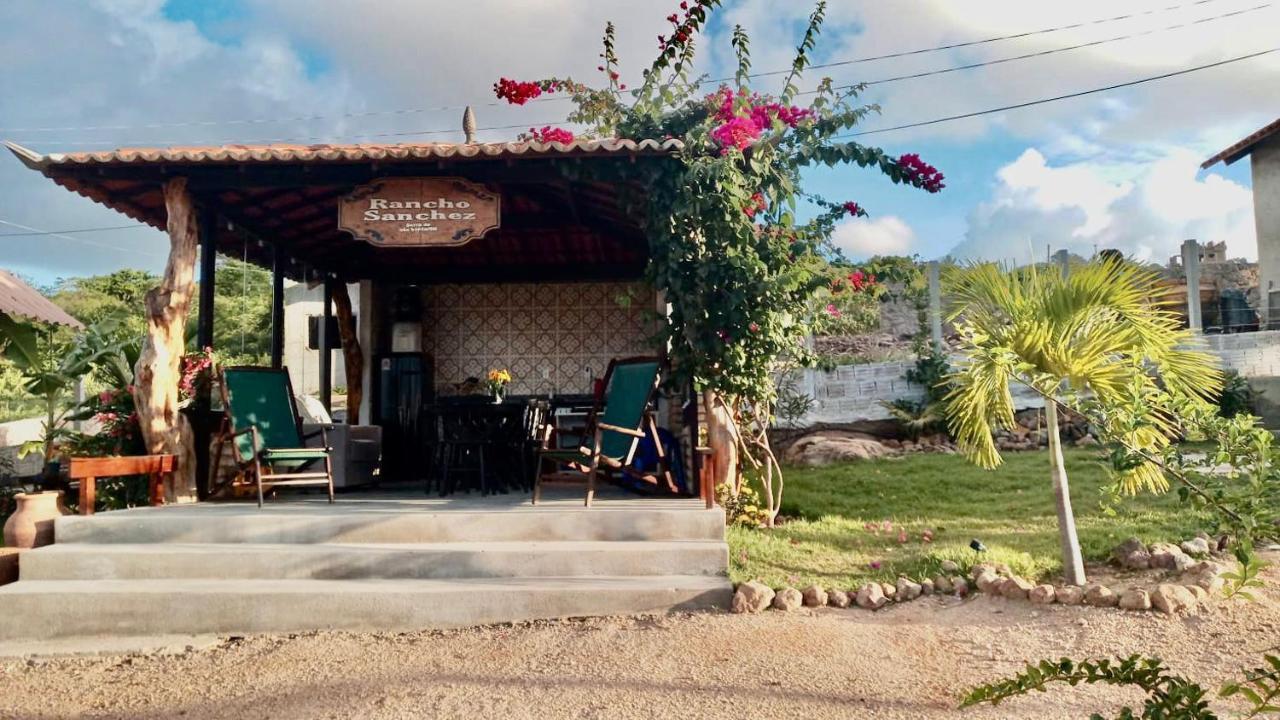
top-left (424, 282), bottom-right (655, 395)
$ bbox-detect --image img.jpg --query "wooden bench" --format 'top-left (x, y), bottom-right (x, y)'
top-left (68, 455), bottom-right (175, 515)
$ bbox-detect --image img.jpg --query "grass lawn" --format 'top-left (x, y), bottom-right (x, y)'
top-left (728, 447), bottom-right (1210, 588)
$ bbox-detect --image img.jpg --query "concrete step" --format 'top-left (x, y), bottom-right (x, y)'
top-left (0, 576), bottom-right (733, 640)
top-left (54, 506), bottom-right (726, 545)
top-left (20, 541), bottom-right (730, 581)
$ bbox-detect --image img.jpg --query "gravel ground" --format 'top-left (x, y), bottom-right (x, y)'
top-left (1, 567), bottom-right (1277, 720)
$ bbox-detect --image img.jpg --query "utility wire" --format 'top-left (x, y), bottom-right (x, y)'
top-left (0, 218), bottom-right (167, 258)
top-left (0, 0), bottom-right (1238, 135)
top-left (833, 46), bottom-right (1280, 138)
top-left (0, 223), bottom-right (142, 237)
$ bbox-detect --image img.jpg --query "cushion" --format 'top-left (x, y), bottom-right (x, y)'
top-left (295, 394), bottom-right (333, 425)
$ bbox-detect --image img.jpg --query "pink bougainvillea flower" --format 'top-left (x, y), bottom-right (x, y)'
top-left (897, 153), bottom-right (946, 193)
top-left (493, 78), bottom-right (546, 105)
top-left (527, 126), bottom-right (575, 144)
top-left (748, 322), bottom-right (760, 333)
top-left (869, 561), bottom-right (882, 570)
top-left (710, 115), bottom-right (762, 152)
top-left (842, 201), bottom-right (861, 216)
top-left (825, 303), bottom-right (841, 318)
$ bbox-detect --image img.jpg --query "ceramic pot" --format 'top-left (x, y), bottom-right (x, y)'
top-left (2, 491), bottom-right (65, 549)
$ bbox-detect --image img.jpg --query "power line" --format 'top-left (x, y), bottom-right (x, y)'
top-left (0, 223), bottom-right (143, 237)
top-left (833, 46), bottom-right (1280, 138)
top-left (0, 0), bottom-right (1237, 136)
top-left (0, 218), bottom-right (167, 258)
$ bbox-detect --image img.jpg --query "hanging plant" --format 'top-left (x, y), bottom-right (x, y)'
top-left (492, 1), bottom-right (944, 525)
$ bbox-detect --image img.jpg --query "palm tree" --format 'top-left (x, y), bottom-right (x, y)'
top-left (942, 257), bottom-right (1221, 585)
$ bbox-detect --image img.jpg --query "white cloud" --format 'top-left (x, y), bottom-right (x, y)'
top-left (951, 147), bottom-right (1256, 264)
top-left (832, 215), bottom-right (917, 259)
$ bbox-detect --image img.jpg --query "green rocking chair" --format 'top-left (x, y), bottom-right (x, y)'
top-left (213, 366), bottom-right (335, 508)
top-left (532, 357), bottom-right (667, 507)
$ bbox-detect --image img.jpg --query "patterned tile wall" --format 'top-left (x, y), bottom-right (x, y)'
top-left (423, 282), bottom-right (656, 395)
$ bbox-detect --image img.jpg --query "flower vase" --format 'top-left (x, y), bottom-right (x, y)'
top-left (3, 491), bottom-right (67, 549)
top-left (492, 390), bottom-right (504, 404)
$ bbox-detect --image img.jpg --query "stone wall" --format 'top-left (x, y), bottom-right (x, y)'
top-left (797, 330), bottom-right (1280, 426)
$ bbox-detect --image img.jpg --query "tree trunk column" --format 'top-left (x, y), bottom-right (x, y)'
top-left (1045, 400), bottom-right (1086, 585)
top-left (133, 177), bottom-right (199, 503)
top-left (702, 389), bottom-right (738, 495)
top-left (331, 282), bottom-right (363, 424)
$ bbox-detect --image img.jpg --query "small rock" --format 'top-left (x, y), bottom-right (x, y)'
top-left (880, 582), bottom-right (897, 600)
top-left (952, 577), bottom-right (970, 597)
top-left (772, 586), bottom-right (803, 612)
top-left (1148, 543), bottom-right (1185, 571)
top-left (1029, 584), bottom-right (1056, 604)
top-left (975, 570), bottom-right (1001, 594)
top-left (940, 560), bottom-right (960, 574)
top-left (934, 576), bottom-right (953, 594)
top-left (801, 584), bottom-right (828, 608)
top-left (896, 577), bottom-right (923, 601)
top-left (999, 576), bottom-right (1034, 600)
top-left (1119, 588), bottom-right (1152, 611)
top-left (731, 592), bottom-right (751, 614)
top-left (1151, 583), bottom-right (1197, 615)
top-left (920, 578), bottom-right (935, 595)
top-left (1056, 585), bottom-right (1085, 605)
top-left (1084, 584), bottom-right (1118, 607)
top-left (827, 589), bottom-right (851, 608)
top-left (1172, 553), bottom-right (1196, 573)
top-left (1180, 537), bottom-right (1211, 556)
top-left (733, 581), bottom-right (775, 613)
top-left (1185, 585), bottom-right (1209, 603)
top-left (971, 563), bottom-right (997, 581)
top-left (994, 563), bottom-right (1012, 576)
top-left (1074, 435), bottom-right (1099, 447)
top-left (856, 582), bottom-right (887, 610)
top-left (1113, 537), bottom-right (1151, 569)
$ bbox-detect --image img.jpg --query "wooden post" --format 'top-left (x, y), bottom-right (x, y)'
top-left (133, 177), bottom-right (199, 503)
top-left (270, 245), bottom-right (285, 369)
top-left (319, 277), bottom-right (333, 414)
top-left (331, 281), bottom-right (363, 424)
top-left (702, 389), bottom-right (738, 496)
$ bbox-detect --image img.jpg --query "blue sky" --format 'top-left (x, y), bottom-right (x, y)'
top-left (1, 0), bottom-right (1276, 285)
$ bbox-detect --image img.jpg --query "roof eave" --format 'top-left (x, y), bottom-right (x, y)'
top-left (4, 142), bottom-right (49, 171)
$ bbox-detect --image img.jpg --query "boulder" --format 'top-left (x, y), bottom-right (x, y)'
top-left (801, 585), bottom-right (828, 608)
top-left (1056, 586), bottom-right (1085, 606)
top-left (1187, 561), bottom-right (1228, 593)
top-left (1151, 583), bottom-right (1197, 615)
top-left (951, 577), bottom-right (970, 597)
top-left (1083, 584), bottom-right (1119, 607)
top-left (940, 560), bottom-right (960, 574)
top-left (1113, 537), bottom-right (1152, 570)
top-left (827, 589), bottom-right (851, 608)
top-left (1180, 537), bottom-right (1211, 556)
top-left (1185, 585), bottom-right (1209, 603)
top-left (1172, 553), bottom-right (1197, 573)
top-left (896, 577), bottom-right (923, 601)
top-left (1119, 588), bottom-right (1152, 611)
top-left (975, 570), bottom-right (1001, 594)
top-left (971, 563), bottom-right (997, 582)
top-left (999, 576), bottom-right (1034, 600)
top-left (782, 432), bottom-right (892, 467)
top-left (1028, 584), bottom-right (1056, 604)
top-left (772, 586), bottom-right (803, 611)
top-left (733, 581), bottom-right (775, 613)
top-left (856, 582), bottom-right (887, 610)
top-left (920, 578), bottom-right (935, 596)
top-left (934, 576), bottom-right (954, 594)
top-left (880, 582), bottom-right (897, 601)
top-left (1148, 543), bottom-right (1186, 571)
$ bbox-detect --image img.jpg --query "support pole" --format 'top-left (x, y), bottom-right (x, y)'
top-left (319, 277), bottom-right (333, 414)
top-left (193, 208), bottom-right (217, 501)
top-left (1182, 239), bottom-right (1203, 333)
top-left (270, 245), bottom-right (285, 369)
top-left (927, 260), bottom-right (943, 352)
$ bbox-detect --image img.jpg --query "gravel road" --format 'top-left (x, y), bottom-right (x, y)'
top-left (2, 569), bottom-right (1277, 719)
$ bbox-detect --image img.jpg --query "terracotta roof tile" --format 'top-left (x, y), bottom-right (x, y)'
top-left (1202, 118), bottom-right (1280, 168)
top-left (0, 270), bottom-right (83, 328)
top-left (5, 138), bottom-right (683, 169)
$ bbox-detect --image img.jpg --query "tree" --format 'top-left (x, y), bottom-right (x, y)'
top-left (493, 1), bottom-right (943, 522)
top-left (943, 258), bottom-right (1221, 584)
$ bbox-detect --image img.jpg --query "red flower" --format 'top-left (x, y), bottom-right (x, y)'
top-left (842, 201), bottom-right (861, 216)
top-left (527, 126), bottom-right (575, 144)
top-left (493, 77), bottom-right (547, 106)
top-left (743, 192), bottom-right (767, 219)
top-left (748, 322), bottom-right (760, 333)
top-left (897, 153), bottom-right (946, 193)
top-left (680, 1), bottom-right (689, 8)
top-left (825, 303), bottom-right (841, 318)
top-left (710, 115), bottom-right (761, 152)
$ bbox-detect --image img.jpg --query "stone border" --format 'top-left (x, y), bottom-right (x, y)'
top-left (731, 549), bottom-right (1233, 617)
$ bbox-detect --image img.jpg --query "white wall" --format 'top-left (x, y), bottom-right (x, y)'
top-left (282, 281), bottom-right (357, 397)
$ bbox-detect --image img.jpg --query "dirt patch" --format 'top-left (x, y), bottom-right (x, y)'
top-left (1, 569), bottom-right (1277, 720)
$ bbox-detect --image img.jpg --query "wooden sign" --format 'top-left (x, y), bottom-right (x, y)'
top-left (338, 177), bottom-right (500, 247)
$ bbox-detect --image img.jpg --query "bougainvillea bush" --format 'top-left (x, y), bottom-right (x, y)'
top-left (493, 1), bottom-right (944, 524)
